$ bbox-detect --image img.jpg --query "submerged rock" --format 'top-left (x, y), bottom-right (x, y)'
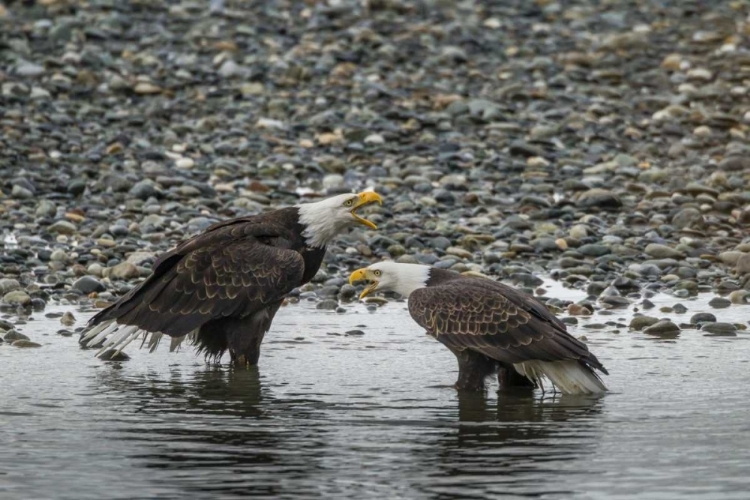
top-left (99, 349), bottom-right (130, 361)
top-left (3, 330), bottom-right (29, 342)
top-left (701, 323), bottom-right (737, 336)
top-left (11, 340), bottom-right (42, 348)
top-left (690, 313), bottom-right (716, 324)
top-left (629, 316), bottom-right (659, 331)
top-left (643, 320), bottom-right (680, 338)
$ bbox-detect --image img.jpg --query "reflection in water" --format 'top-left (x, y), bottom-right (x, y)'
top-left (5, 299), bottom-right (750, 500)
top-left (416, 391), bottom-right (604, 499)
top-left (93, 367), bottom-right (331, 497)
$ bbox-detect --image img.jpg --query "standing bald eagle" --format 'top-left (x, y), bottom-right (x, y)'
top-left (349, 262), bottom-right (608, 395)
top-left (80, 192), bottom-right (383, 365)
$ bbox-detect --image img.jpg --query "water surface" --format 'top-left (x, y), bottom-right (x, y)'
top-left (1, 284), bottom-right (749, 499)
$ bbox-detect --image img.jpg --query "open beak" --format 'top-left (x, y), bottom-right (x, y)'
top-left (349, 268), bottom-right (378, 299)
top-left (350, 191), bottom-right (383, 230)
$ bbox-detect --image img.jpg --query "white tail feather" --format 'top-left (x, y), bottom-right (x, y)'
top-left (169, 330), bottom-right (198, 352)
top-left (169, 334), bottom-right (186, 352)
top-left (95, 325), bottom-right (139, 356)
top-left (86, 321), bottom-right (120, 347)
top-left (80, 319), bottom-right (187, 358)
top-left (146, 332), bottom-right (163, 353)
top-left (80, 320), bottom-right (111, 342)
top-left (514, 360), bottom-right (607, 395)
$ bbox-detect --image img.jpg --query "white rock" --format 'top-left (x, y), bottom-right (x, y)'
top-left (175, 157), bottom-right (195, 169)
top-left (256, 118), bottom-right (286, 130)
top-left (364, 134), bottom-right (385, 145)
top-left (16, 62), bottom-right (45, 77)
top-left (686, 67), bottom-right (713, 81)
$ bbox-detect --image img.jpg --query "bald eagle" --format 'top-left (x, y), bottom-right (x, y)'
top-left (349, 262), bottom-right (608, 395)
top-left (80, 192), bottom-right (383, 365)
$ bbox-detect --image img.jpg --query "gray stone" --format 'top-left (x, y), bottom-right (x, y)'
top-left (316, 299), bottom-right (339, 310)
top-left (338, 284), bottom-right (357, 301)
top-left (577, 189), bottom-right (622, 209)
top-left (15, 62), bottom-right (45, 77)
top-left (578, 244), bottom-right (610, 257)
top-left (48, 220), bottom-right (77, 235)
top-left (99, 349), bottom-right (130, 361)
top-left (467, 99), bottom-right (503, 121)
top-left (3, 291), bottom-right (31, 306)
top-left (109, 262), bottom-right (139, 280)
top-left (60, 312), bottom-right (76, 326)
top-left (12, 340), bottom-right (42, 348)
top-left (644, 244), bottom-right (684, 259)
top-left (129, 180), bottom-right (160, 200)
top-left (3, 330), bottom-right (30, 342)
top-left (12, 185), bottom-right (33, 199)
top-left (126, 251), bottom-right (157, 266)
top-left (690, 312), bottom-right (716, 324)
top-left (643, 320), bottom-right (680, 337)
top-left (0, 279), bottom-right (21, 294)
top-left (629, 316), bottom-right (659, 331)
top-left (72, 276), bottom-right (105, 294)
top-left (735, 254), bottom-right (750, 275)
top-left (701, 323), bottom-right (737, 335)
top-left (708, 297), bottom-right (731, 309)
top-left (671, 208), bottom-right (704, 229)
top-left (35, 199), bottom-right (57, 217)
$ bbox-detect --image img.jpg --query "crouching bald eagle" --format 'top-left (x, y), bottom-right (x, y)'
top-left (80, 191), bottom-right (383, 365)
top-left (349, 262), bottom-right (608, 395)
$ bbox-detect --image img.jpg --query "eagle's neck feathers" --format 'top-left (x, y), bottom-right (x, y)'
top-left (295, 203), bottom-right (345, 248)
top-left (388, 264), bottom-right (431, 298)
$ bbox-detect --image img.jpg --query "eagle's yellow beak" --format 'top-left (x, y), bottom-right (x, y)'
top-left (349, 268), bottom-right (378, 299)
top-left (350, 191), bottom-right (383, 230)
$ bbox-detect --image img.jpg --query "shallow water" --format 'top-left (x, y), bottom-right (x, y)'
top-left (2, 283), bottom-right (750, 500)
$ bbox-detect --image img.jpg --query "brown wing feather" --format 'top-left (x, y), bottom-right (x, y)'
top-left (408, 277), bottom-right (607, 374)
top-left (89, 220), bottom-right (305, 337)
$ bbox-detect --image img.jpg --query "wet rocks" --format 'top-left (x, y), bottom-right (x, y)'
top-left (99, 349), bottom-right (130, 361)
top-left (576, 189), bottom-right (622, 210)
top-left (60, 312), bottom-right (76, 326)
top-left (671, 208), bottom-right (704, 230)
top-left (2, 291), bottom-right (31, 307)
top-left (316, 300), bottom-right (339, 310)
top-left (643, 320), bottom-right (680, 338)
top-left (47, 220), bottom-right (77, 235)
top-left (72, 277), bottom-right (105, 294)
top-left (644, 244), bottom-right (684, 260)
top-left (708, 297), bottom-right (732, 309)
top-left (0, 279), bottom-right (21, 294)
top-left (11, 340), bottom-right (42, 348)
top-left (629, 316), bottom-right (659, 331)
top-left (3, 330), bottom-right (30, 342)
top-left (690, 313), bottom-right (716, 324)
top-left (701, 323), bottom-right (737, 336)
top-left (0, 0), bottom-right (748, 347)
top-left (108, 262), bottom-right (139, 280)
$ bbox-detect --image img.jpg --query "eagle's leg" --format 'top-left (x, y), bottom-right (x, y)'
top-left (197, 302), bottom-right (282, 367)
top-left (228, 330), bottom-right (265, 367)
top-left (451, 348), bottom-right (497, 391)
top-left (228, 301), bottom-right (283, 367)
top-left (497, 363), bottom-right (536, 390)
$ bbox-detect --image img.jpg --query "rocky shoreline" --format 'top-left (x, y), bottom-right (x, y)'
top-left (1, 0), bottom-right (750, 347)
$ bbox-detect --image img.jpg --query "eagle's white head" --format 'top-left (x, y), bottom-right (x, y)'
top-left (349, 262), bottom-right (431, 299)
top-left (296, 191), bottom-right (383, 248)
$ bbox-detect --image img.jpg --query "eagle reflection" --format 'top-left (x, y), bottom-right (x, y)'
top-left (415, 391), bottom-right (604, 498)
top-left (93, 366), bottom-right (329, 497)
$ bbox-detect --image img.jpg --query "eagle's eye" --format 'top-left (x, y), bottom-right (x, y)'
top-left (343, 198), bottom-right (355, 207)
top-left (373, 270), bottom-right (382, 277)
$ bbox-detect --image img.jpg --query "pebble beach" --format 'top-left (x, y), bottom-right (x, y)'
top-left (2, 0), bottom-right (750, 347)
